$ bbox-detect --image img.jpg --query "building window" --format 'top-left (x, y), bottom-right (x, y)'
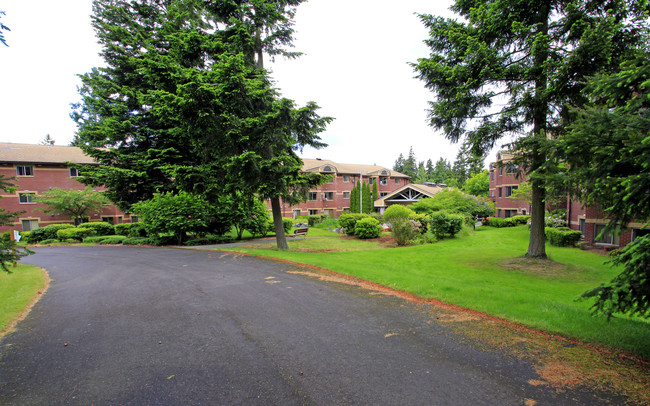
top-left (505, 185), bottom-right (518, 197)
top-left (632, 228), bottom-right (650, 241)
top-left (324, 209), bottom-right (334, 217)
top-left (343, 191), bottom-right (350, 199)
top-left (579, 218), bottom-right (585, 234)
top-left (368, 178), bottom-right (373, 184)
top-left (504, 209), bottom-right (517, 218)
top-left (379, 177), bottom-right (387, 185)
top-left (18, 192), bottom-right (36, 203)
top-left (395, 178), bottom-right (400, 184)
top-left (327, 175), bottom-right (335, 184)
top-left (380, 192), bottom-right (388, 197)
top-left (343, 207), bottom-right (350, 212)
top-left (490, 190), bottom-right (494, 197)
top-left (506, 163), bottom-right (518, 175)
top-left (292, 209), bottom-right (301, 218)
top-left (323, 192), bottom-right (334, 201)
top-left (102, 217), bottom-right (115, 225)
top-left (308, 192), bottom-right (318, 201)
top-left (323, 166), bottom-right (332, 172)
top-left (308, 209), bottom-right (319, 215)
top-left (70, 167), bottom-right (81, 177)
top-left (498, 187), bottom-right (502, 197)
top-left (594, 224), bottom-right (619, 245)
top-left (16, 165), bottom-right (33, 176)
top-left (130, 216), bottom-right (140, 223)
top-left (522, 209), bottom-right (527, 216)
top-left (498, 166), bottom-right (503, 176)
top-left (490, 172), bottom-right (494, 180)
top-left (74, 218), bottom-right (89, 226)
top-left (21, 219), bottom-right (39, 231)
top-left (343, 175), bottom-right (350, 182)
top-left (497, 209), bottom-right (501, 217)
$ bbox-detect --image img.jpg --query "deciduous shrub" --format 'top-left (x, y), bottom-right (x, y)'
top-left (84, 235), bottom-right (127, 244)
top-left (545, 227), bottom-right (582, 247)
top-left (410, 189), bottom-right (494, 218)
top-left (122, 237), bottom-right (152, 246)
top-left (510, 215), bottom-right (531, 225)
top-left (57, 227), bottom-right (95, 241)
top-left (545, 213), bottom-right (567, 228)
top-left (391, 218), bottom-right (421, 246)
top-left (40, 239), bottom-right (59, 245)
top-left (429, 212), bottom-right (463, 239)
top-left (77, 221), bottom-right (115, 236)
top-left (19, 231), bottom-right (32, 243)
top-left (183, 235), bottom-right (235, 246)
top-left (338, 213), bottom-right (369, 235)
top-left (283, 218), bottom-right (293, 234)
top-left (307, 214), bottom-right (327, 226)
top-left (128, 222), bottom-right (148, 237)
top-left (30, 224), bottom-right (75, 242)
top-left (382, 205), bottom-right (415, 224)
top-left (354, 217), bottom-right (382, 239)
top-left (114, 223), bottom-right (132, 236)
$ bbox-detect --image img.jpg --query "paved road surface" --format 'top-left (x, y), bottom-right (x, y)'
top-left (0, 247), bottom-right (626, 405)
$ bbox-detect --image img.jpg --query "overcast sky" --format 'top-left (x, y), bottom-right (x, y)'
top-left (0, 0), bottom-right (497, 169)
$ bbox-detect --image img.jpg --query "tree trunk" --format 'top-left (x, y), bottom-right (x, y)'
top-left (526, 176), bottom-right (547, 258)
top-left (270, 197), bottom-right (288, 250)
top-left (525, 2), bottom-right (550, 259)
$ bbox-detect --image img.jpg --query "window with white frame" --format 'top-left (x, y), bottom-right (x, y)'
top-left (395, 178), bottom-right (400, 184)
top-left (323, 192), bottom-right (334, 201)
top-left (16, 165), bottom-right (33, 176)
top-left (594, 223), bottom-right (619, 245)
top-left (18, 192), bottom-right (36, 203)
top-left (70, 167), bottom-right (81, 177)
top-left (308, 192), bottom-right (317, 201)
top-left (380, 192), bottom-right (388, 197)
top-left (308, 209), bottom-right (319, 215)
top-left (343, 175), bottom-right (350, 182)
top-left (343, 191), bottom-right (350, 199)
top-left (292, 209), bottom-right (301, 218)
top-left (21, 219), bottom-right (39, 231)
top-left (379, 177), bottom-right (387, 185)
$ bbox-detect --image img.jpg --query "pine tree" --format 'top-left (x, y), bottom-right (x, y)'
top-left (412, 0), bottom-right (646, 258)
top-left (362, 181), bottom-right (371, 213)
top-left (371, 178), bottom-right (378, 211)
top-left (393, 153), bottom-right (405, 173)
top-left (350, 181), bottom-right (359, 213)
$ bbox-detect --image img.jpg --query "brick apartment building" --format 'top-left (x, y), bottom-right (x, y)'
top-left (490, 150), bottom-right (648, 248)
top-left (0, 143), bottom-right (132, 232)
top-left (488, 151), bottom-right (531, 218)
top-left (278, 159), bottom-right (410, 218)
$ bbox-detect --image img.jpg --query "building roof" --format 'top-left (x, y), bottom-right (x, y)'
top-left (0, 142), bottom-right (98, 164)
top-left (374, 183), bottom-right (445, 207)
top-left (302, 158), bottom-right (409, 178)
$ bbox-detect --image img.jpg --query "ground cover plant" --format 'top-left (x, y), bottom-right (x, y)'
top-left (223, 225), bottom-right (650, 358)
top-left (0, 264), bottom-right (48, 336)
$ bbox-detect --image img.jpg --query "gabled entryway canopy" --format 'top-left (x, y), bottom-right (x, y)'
top-left (374, 183), bottom-right (445, 213)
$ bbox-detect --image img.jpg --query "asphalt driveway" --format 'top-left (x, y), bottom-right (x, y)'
top-left (0, 247), bottom-right (627, 405)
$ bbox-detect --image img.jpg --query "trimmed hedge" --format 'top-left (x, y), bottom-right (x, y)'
top-left (429, 212), bottom-right (463, 239)
top-left (83, 235), bottom-right (127, 244)
top-left (307, 214), bottom-right (327, 226)
top-left (354, 217), bottom-right (382, 239)
top-left (338, 213), bottom-right (370, 235)
top-left (57, 227), bottom-right (96, 241)
top-left (114, 223), bottom-right (132, 236)
top-left (30, 224), bottom-right (75, 242)
top-left (77, 221), bottom-right (115, 236)
top-left (184, 235), bottom-right (236, 246)
top-left (545, 227), bottom-right (582, 247)
top-left (122, 237), bottom-right (152, 246)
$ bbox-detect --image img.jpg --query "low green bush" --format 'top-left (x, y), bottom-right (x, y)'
top-left (338, 213), bottom-right (369, 235)
top-left (484, 217), bottom-right (507, 228)
top-left (184, 235), bottom-right (236, 246)
top-left (83, 236), bottom-right (108, 243)
top-left (57, 227), bottom-right (95, 241)
top-left (307, 214), bottom-right (327, 226)
top-left (114, 223), bottom-right (133, 236)
top-left (77, 221), bottom-right (115, 236)
top-left (2, 231), bottom-right (10, 242)
top-left (429, 212), bottom-right (463, 239)
top-left (391, 218), bottom-right (421, 246)
top-left (545, 227), bottom-right (582, 247)
top-left (510, 215), bottom-right (531, 225)
top-left (383, 205), bottom-right (415, 224)
top-left (98, 235), bottom-right (127, 244)
top-left (19, 230), bottom-right (32, 243)
top-left (40, 238), bottom-right (59, 245)
top-left (122, 237), bottom-right (152, 246)
top-left (354, 217), bottom-right (382, 239)
top-left (30, 224), bottom-right (75, 242)
top-left (128, 222), bottom-right (148, 237)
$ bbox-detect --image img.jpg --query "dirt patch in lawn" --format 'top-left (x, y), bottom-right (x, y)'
top-left (501, 257), bottom-right (571, 277)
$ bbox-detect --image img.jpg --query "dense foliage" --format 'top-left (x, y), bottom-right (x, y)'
top-left (410, 189), bottom-right (493, 219)
top-left (545, 227), bottom-right (582, 248)
top-left (72, 0), bottom-right (331, 250)
top-left (35, 187), bottom-right (109, 224)
top-left (429, 212), bottom-right (463, 239)
top-left (412, 0), bottom-right (648, 258)
top-left (0, 175), bottom-right (32, 272)
top-left (354, 217), bottom-right (382, 239)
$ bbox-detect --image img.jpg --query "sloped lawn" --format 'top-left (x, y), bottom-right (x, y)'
top-left (225, 226), bottom-right (650, 358)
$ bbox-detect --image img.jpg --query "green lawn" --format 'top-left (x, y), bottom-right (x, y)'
top-left (224, 226), bottom-right (650, 358)
top-left (0, 264), bottom-right (48, 336)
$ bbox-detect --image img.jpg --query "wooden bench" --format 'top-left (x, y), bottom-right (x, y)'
top-left (288, 227), bottom-right (308, 240)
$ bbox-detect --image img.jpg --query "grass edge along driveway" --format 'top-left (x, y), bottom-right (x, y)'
top-left (224, 226), bottom-right (650, 359)
top-left (0, 264), bottom-right (49, 338)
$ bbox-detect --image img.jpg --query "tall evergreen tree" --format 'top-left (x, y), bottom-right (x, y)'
top-left (362, 181), bottom-right (371, 214)
top-left (413, 0), bottom-right (647, 258)
top-left (371, 178), bottom-right (378, 210)
top-left (393, 153), bottom-right (405, 173)
top-left (425, 159), bottom-right (434, 180)
top-left (72, 0), bottom-right (331, 250)
top-left (350, 180), bottom-right (359, 213)
top-left (402, 147), bottom-right (417, 178)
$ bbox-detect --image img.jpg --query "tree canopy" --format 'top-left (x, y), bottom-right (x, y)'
top-left (412, 0), bottom-right (648, 258)
top-left (72, 0), bottom-right (331, 250)
top-left (36, 187), bottom-right (109, 224)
